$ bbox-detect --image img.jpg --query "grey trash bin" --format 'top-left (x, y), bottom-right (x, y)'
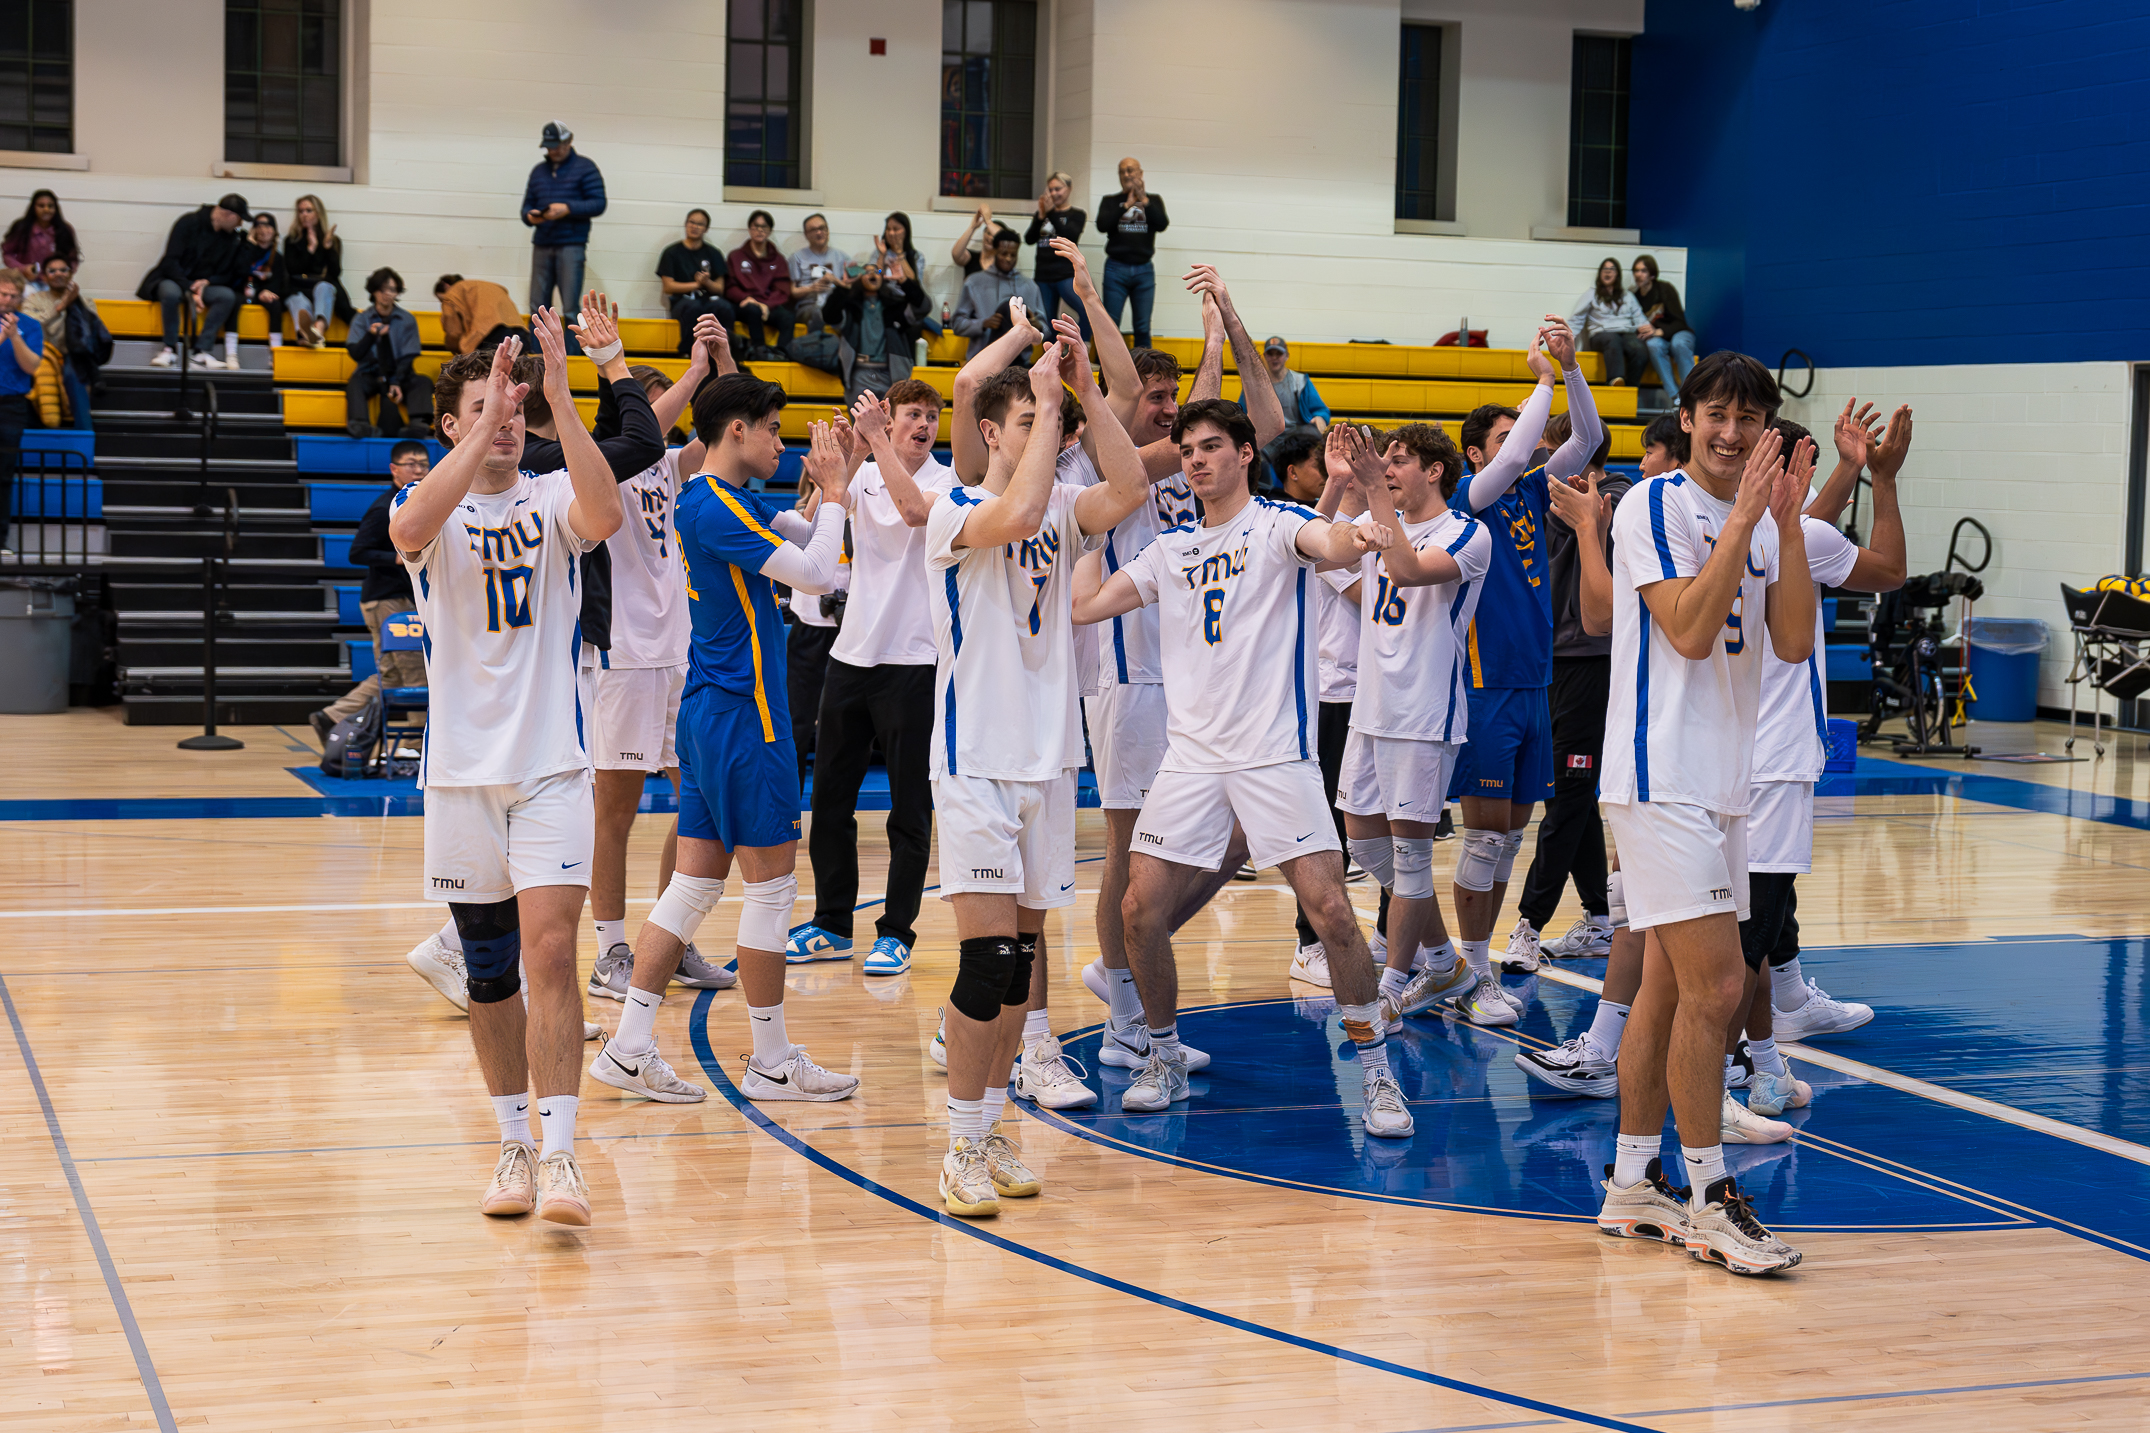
top-left (0, 581), bottom-right (76, 713)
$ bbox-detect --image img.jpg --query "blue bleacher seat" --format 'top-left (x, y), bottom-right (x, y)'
top-left (309, 482), bottom-right (382, 523)
top-left (335, 586), bottom-right (362, 626)
top-left (293, 435), bottom-right (446, 475)
top-left (347, 638), bottom-right (376, 680)
top-left (322, 532), bottom-right (357, 570)
top-left (11, 473), bottom-right (102, 519)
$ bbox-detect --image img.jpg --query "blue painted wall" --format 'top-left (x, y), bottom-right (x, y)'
top-left (1633, 0), bottom-right (2150, 369)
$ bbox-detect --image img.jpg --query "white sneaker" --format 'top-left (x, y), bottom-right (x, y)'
top-left (1543, 914), bottom-right (1615, 959)
top-left (1014, 1035), bottom-right (1097, 1109)
top-left (1080, 959), bottom-right (1111, 1003)
top-left (672, 941), bottom-right (737, 990)
top-left (929, 1007), bottom-right (947, 1070)
top-left (1361, 1069), bottom-right (1414, 1138)
top-left (1288, 942), bottom-right (1331, 987)
top-left (1721, 1091), bottom-right (1795, 1144)
top-left (1772, 979), bottom-right (1874, 1040)
top-left (1368, 930), bottom-right (1388, 967)
top-left (1513, 1035), bottom-right (1618, 1098)
top-left (1120, 1046), bottom-right (1190, 1112)
top-left (190, 350), bottom-right (228, 370)
top-left (1459, 972), bottom-right (1519, 1027)
top-left (1596, 1157), bottom-right (1690, 1244)
top-left (590, 1039), bottom-right (707, 1103)
top-left (1399, 957), bottom-right (1476, 1015)
top-left (479, 1141), bottom-right (536, 1217)
top-left (1686, 1175), bottom-right (1802, 1274)
top-left (1502, 918), bottom-right (1542, 972)
top-left (535, 1150), bottom-right (592, 1227)
top-left (406, 930), bottom-right (468, 1011)
top-left (1099, 1017), bottom-right (1211, 1071)
top-left (1746, 1067), bottom-right (1812, 1118)
top-left (584, 1021), bottom-right (601, 1041)
top-left (149, 346), bottom-right (178, 367)
top-left (979, 1121), bottom-right (1041, 1197)
top-left (586, 942), bottom-right (635, 1002)
top-left (742, 1045), bottom-right (859, 1102)
top-left (940, 1138), bottom-right (1000, 1217)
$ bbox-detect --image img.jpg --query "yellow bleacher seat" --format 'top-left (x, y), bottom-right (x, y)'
top-left (1146, 338), bottom-right (1605, 386)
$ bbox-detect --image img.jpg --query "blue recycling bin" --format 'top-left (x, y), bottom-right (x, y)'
top-left (1964, 617), bottom-right (2046, 722)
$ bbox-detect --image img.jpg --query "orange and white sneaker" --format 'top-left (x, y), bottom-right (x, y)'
top-left (480, 1141), bottom-right (535, 1217)
top-left (536, 1150), bottom-right (592, 1226)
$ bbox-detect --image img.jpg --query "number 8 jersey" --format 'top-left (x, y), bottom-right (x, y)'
top-left (396, 469), bottom-right (598, 789)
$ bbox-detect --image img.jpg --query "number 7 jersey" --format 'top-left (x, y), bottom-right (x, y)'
top-left (396, 468), bottom-right (598, 788)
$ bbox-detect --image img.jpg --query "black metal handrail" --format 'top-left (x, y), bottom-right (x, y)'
top-left (6, 450), bottom-right (94, 567)
top-left (191, 380), bottom-right (219, 518)
top-left (1776, 347), bottom-right (1816, 400)
top-left (176, 486), bottom-right (244, 752)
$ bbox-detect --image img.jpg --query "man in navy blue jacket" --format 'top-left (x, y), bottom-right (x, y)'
top-left (521, 122), bottom-right (607, 316)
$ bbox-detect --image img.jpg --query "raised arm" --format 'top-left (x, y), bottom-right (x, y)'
top-left (851, 392), bottom-right (935, 528)
top-left (1463, 353), bottom-right (1556, 512)
top-left (1842, 417), bottom-right (1910, 593)
top-left (1637, 428), bottom-right (1799, 660)
top-left (1062, 318), bottom-right (1153, 536)
top-left (1806, 398), bottom-right (1894, 524)
top-left (1761, 440), bottom-right (1817, 662)
top-left (1054, 236), bottom-right (1137, 413)
top-left (1332, 425), bottom-right (1460, 586)
top-left (535, 309), bottom-right (623, 544)
top-left (951, 204), bottom-right (989, 268)
top-left (389, 340), bottom-right (525, 556)
top-left (651, 320), bottom-right (717, 436)
top-left (955, 341), bottom-right (1068, 551)
top-left (1186, 265), bottom-right (1286, 448)
top-left (1538, 319), bottom-right (1605, 482)
top-left (952, 296), bottom-right (1042, 483)
top-left (754, 423), bottom-right (850, 594)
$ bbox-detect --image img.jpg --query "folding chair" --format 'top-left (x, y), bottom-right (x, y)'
top-left (2060, 584), bottom-right (2150, 756)
top-left (372, 612), bottom-right (429, 776)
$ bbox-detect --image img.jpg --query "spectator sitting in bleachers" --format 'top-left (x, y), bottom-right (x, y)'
top-left (25, 256), bottom-right (94, 429)
top-left (433, 274), bottom-right (526, 356)
top-left (951, 229), bottom-right (1041, 357)
top-left (726, 209), bottom-right (793, 360)
top-left (3, 190), bottom-right (81, 273)
top-left (310, 439), bottom-right (431, 744)
top-left (234, 211), bottom-right (289, 347)
top-left (822, 258), bottom-right (926, 404)
top-left (0, 268), bottom-right (46, 498)
top-left (1245, 336), bottom-right (1332, 434)
top-left (1569, 256), bottom-right (1648, 387)
top-left (137, 192), bottom-right (249, 370)
top-left (345, 268), bottom-right (430, 439)
top-left (658, 208), bottom-right (734, 357)
top-left (873, 211), bottom-right (934, 332)
top-left (788, 213), bottom-right (848, 328)
top-left (1630, 254), bottom-right (1693, 410)
top-left (281, 195), bottom-right (348, 349)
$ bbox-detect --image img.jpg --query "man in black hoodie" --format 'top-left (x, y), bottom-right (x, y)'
top-left (136, 193), bottom-right (249, 370)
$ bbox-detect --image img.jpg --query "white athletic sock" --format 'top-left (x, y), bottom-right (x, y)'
top-left (1584, 1001), bottom-right (1630, 1061)
top-left (491, 1092), bottom-right (532, 1148)
top-left (947, 1095), bottom-right (984, 1148)
top-left (983, 1085), bottom-right (1008, 1130)
top-left (1748, 1036), bottom-right (1788, 1077)
top-left (1612, 1133), bottom-right (1657, 1189)
top-left (594, 918), bottom-right (625, 954)
top-left (1148, 1022), bottom-right (1181, 1059)
top-left (439, 917), bottom-right (461, 950)
top-left (1770, 957), bottom-right (1807, 1010)
top-left (1419, 939), bottom-right (1456, 975)
top-left (1340, 1002), bottom-right (1389, 1077)
top-left (747, 1003), bottom-right (792, 1069)
top-left (537, 1095), bottom-right (579, 1160)
top-left (1682, 1143), bottom-right (1728, 1199)
top-left (1022, 1009), bottom-right (1050, 1045)
top-left (1106, 965), bottom-right (1143, 1025)
top-left (613, 987), bottom-right (660, 1055)
top-left (1378, 966), bottom-right (1409, 1002)
top-left (1459, 938), bottom-right (1492, 978)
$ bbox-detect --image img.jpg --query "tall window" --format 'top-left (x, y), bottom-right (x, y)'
top-left (941, 0), bottom-right (1036, 199)
top-left (1394, 24), bottom-right (1441, 221)
top-left (727, 0), bottom-right (804, 189)
top-left (1567, 34), bottom-right (1631, 229)
top-left (225, 0), bottom-right (341, 167)
top-left (0, 0), bottom-right (71, 154)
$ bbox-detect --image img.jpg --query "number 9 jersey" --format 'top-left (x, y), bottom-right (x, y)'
top-left (395, 468), bottom-right (600, 788)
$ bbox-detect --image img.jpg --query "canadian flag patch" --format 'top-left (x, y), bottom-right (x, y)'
top-left (1567, 754), bottom-right (1594, 770)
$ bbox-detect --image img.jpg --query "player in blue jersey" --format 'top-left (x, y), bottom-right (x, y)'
top-left (1444, 319), bottom-right (1606, 1013)
top-left (590, 375), bottom-right (862, 1107)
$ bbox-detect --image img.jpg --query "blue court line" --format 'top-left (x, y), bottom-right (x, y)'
top-left (0, 972), bottom-right (178, 1433)
top-left (686, 990), bottom-right (1662, 1433)
top-left (1819, 755), bottom-right (2150, 830)
top-left (1627, 1367), bottom-right (2150, 1417)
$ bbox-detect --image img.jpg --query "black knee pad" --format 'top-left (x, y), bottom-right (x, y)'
top-left (1005, 934), bottom-right (1038, 1007)
top-left (950, 936), bottom-right (1016, 1022)
top-left (451, 898), bottom-right (523, 1004)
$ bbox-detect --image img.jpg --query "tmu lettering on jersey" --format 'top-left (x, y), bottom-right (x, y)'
top-left (1178, 539), bottom-right (1250, 647)
top-left (1154, 477), bottom-right (1199, 528)
top-left (635, 483), bottom-right (672, 558)
top-left (464, 516), bottom-right (544, 632)
top-left (1507, 504), bottom-right (1541, 589)
top-left (1007, 526), bottom-right (1062, 635)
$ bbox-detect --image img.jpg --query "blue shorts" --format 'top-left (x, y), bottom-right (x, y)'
top-left (1447, 686), bottom-right (1555, 807)
top-left (676, 689), bottom-right (803, 850)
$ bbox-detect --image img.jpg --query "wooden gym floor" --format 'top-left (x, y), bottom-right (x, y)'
top-left (5, 707), bottom-right (2150, 1431)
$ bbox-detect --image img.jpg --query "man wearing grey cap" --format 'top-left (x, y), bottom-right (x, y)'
top-left (521, 122), bottom-right (607, 315)
top-left (1248, 336), bottom-right (1332, 435)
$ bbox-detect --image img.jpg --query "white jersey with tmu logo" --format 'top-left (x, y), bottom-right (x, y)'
top-left (1754, 516), bottom-right (1860, 783)
top-left (1119, 497), bottom-right (1324, 773)
top-left (395, 468), bottom-right (599, 788)
top-left (600, 453), bottom-right (690, 669)
top-left (1348, 508), bottom-right (1492, 742)
top-left (925, 481), bottom-right (1101, 782)
top-left (1599, 471), bottom-right (1782, 815)
top-left (1061, 442), bottom-right (1200, 688)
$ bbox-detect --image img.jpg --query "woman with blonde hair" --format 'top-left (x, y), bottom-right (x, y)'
top-left (1023, 169), bottom-right (1090, 340)
top-left (281, 193), bottom-right (348, 347)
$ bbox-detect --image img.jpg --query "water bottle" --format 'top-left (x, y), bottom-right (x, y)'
top-left (913, 335), bottom-right (929, 366)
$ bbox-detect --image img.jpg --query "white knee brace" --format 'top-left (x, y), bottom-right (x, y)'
top-left (1390, 836), bottom-right (1436, 900)
top-left (1493, 830), bottom-right (1525, 884)
top-left (737, 874), bottom-right (799, 953)
top-left (1454, 828), bottom-right (1505, 892)
top-left (1607, 870), bottom-right (1628, 930)
top-left (648, 873), bottom-right (725, 944)
top-left (1347, 837), bottom-right (1396, 891)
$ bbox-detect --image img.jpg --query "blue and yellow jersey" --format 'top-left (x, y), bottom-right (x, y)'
top-left (1450, 460), bottom-right (1554, 690)
top-left (673, 474), bottom-right (793, 741)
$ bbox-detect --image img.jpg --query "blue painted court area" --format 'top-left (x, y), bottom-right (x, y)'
top-left (1027, 934), bottom-right (2150, 1258)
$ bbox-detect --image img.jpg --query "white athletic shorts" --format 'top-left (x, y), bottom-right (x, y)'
top-left (582, 661), bottom-right (685, 771)
top-left (932, 770), bottom-right (1078, 908)
top-left (1132, 759), bottom-right (1340, 873)
top-left (1747, 780), bottom-right (1815, 874)
top-left (422, 768), bottom-right (596, 904)
top-left (1335, 730), bottom-right (1459, 825)
top-left (1602, 799), bottom-right (1749, 931)
top-left (1084, 681), bottom-right (1168, 809)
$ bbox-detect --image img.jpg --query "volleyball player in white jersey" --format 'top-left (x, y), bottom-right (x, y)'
top-left (1322, 421), bottom-right (1492, 1027)
top-left (1594, 353), bottom-right (1815, 1275)
top-left (389, 315), bottom-right (621, 1228)
top-left (925, 330), bottom-right (1153, 1217)
top-left (1073, 399), bottom-right (1409, 1134)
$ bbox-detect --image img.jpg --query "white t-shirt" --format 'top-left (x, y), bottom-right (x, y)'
top-left (1349, 509), bottom-right (1493, 743)
top-left (1753, 517), bottom-right (1860, 783)
top-left (1064, 443), bottom-right (1199, 688)
top-left (925, 481), bottom-right (1100, 781)
top-left (1317, 566), bottom-right (1360, 704)
top-left (396, 469), bottom-right (598, 788)
top-left (601, 453), bottom-right (691, 668)
top-left (1600, 471), bottom-right (1782, 815)
top-left (1121, 497), bottom-right (1324, 773)
top-left (831, 455), bottom-right (958, 668)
